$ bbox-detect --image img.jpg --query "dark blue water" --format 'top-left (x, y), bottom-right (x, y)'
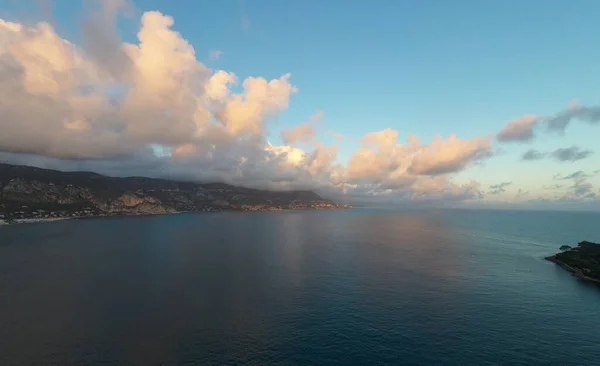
top-left (1, 208), bottom-right (599, 365)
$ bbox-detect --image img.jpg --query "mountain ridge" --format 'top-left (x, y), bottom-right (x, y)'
top-left (0, 163), bottom-right (349, 224)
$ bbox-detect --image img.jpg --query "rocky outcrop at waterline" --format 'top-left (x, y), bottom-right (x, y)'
top-left (546, 241), bottom-right (600, 283)
top-left (0, 163), bottom-right (350, 224)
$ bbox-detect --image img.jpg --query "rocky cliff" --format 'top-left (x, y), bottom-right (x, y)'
top-left (0, 163), bottom-right (350, 223)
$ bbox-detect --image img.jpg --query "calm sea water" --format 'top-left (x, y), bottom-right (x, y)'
top-left (1, 208), bottom-right (599, 365)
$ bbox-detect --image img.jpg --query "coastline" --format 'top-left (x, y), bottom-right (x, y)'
top-left (545, 255), bottom-right (600, 284)
top-left (0, 217), bottom-right (71, 226)
top-left (0, 206), bottom-right (352, 226)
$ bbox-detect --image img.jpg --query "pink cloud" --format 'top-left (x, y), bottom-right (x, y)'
top-left (496, 114), bottom-right (539, 142)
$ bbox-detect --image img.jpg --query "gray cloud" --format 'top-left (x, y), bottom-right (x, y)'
top-left (515, 188), bottom-right (529, 198)
top-left (496, 103), bottom-right (600, 145)
top-left (558, 170), bottom-right (591, 180)
top-left (81, 0), bottom-right (134, 80)
top-left (546, 105), bottom-right (600, 132)
top-left (551, 146), bottom-right (594, 162)
top-left (496, 115), bottom-right (539, 142)
top-left (521, 149), bottom-right (545, 161)
top-left (548, 169), bottom-right (599, 201)
top-left (488, 181), bottom-right (512, 194)
top-left (522, 147), bottom-right (593, 162)
top-left (570, 179), bottom-right (594, 198)
top-left (546, 113), bottom-right (572, 132)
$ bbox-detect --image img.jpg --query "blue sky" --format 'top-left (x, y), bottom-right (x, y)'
top-left (1, 0), bottom-right (599, 206)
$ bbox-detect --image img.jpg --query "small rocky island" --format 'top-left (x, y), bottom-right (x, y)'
top-left (0, 163), bottom-right (350, 224)
top-left (546, 241), bottom-right (600, 283)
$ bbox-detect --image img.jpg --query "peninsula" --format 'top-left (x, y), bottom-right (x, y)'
top-left (546, 241), bottom-right (600, 283)
top-left (0, 163), bottom-right (350, 224)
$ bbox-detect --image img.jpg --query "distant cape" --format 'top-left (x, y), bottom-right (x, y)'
top-left (0, 163), bottom-right (350, 224)
top-left (546, 241), bottom-right (600, 283)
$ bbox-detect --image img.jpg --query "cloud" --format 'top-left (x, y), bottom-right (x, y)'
top-left (346, 131), bottom-right (491, 182)
top-left (330, 132), bottom-right (345, 140)
top-left (0, 9), bottom-right (491, 205)
top-left (521, 147), bottom-right (593, 162)
top-left (543, 184), bottom-right (563, 190)
top-left (546, 103), bottom-right (600, 132)
top-left (521, 149), bottom-right (545, 161)
top-left (515, 188), bottom-right (530, 199)
top-left (546, 169), bottom-right (598, 201)
top-left (0, 18), bottom-right (124, 158)
top-left (407, 135), bottom-right (492, 175)
top-left (551, 146), bottom-right (593, 162)
top-left (309, 110), bottom-right (324, 121)
top-left (0, 10), bottom-right (292, 156)
top-left (81, 0), bottom-right (133, 80)
top-left (496, 101), bottom-right (600, 144)
top-left (216, 73), bottom-right (297, 136)
top-left (567, 177), bottom-right (595, 198)
top-left (280, 111), bottom-right (322, 144)
top-left (496, 114), bottom-right (539, 142)
top-left (281, 123), bottom-right (316, 144)
top-left (489, 181), bottom-right (511, 194)
top-left (208, 49), bottom-right (222, 61)
top-left (409, 178), bottom-right (484, 202)
top-left (558, 170), bottom-right (591, 180)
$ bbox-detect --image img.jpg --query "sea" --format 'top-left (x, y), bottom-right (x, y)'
top-left (1, 208), bottom-right (599, 365)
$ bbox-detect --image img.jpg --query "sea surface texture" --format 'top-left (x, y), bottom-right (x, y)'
top-left (1, 208), bottom-right (599, 365)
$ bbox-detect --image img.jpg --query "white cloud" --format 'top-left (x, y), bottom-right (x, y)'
top-left (0, 8), bottom-right (491, 204)
top-left (408, 134), bottom-right (492, 175)
top-left (216, 73), bottom-right (297, 136)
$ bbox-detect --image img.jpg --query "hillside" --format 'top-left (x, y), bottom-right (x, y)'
top-left (0, 163), bottom-right (349, 223)
top-left (546, 241), bottom-right (600, 283)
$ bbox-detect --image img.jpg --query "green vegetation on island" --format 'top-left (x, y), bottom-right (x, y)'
top-left (546, 241), bottom-right (600, 283)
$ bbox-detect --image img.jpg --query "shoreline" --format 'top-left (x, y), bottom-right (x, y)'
top-left (0, 211), bottom-right (187, 226)
top-left (545, 255), bottom-right (600, 284)
top-left (0, 217), bottom-right (72, 225)
top-left (0, 206), bottom-right (351, 226)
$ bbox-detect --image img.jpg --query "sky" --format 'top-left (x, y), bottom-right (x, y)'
top-left (0, 0), bottom-right (599, 209)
